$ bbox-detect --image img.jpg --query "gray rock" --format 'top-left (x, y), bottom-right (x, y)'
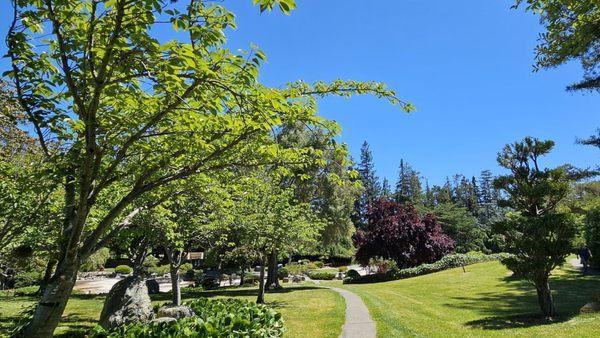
top-left (151, 317), bottom-right (177, 324)
top-left (580, 302), bottom-right (600, 313)
top-left (99, 276), bottom-right (154, 330)
top-left (146, 279), bottom-right (160, 294)
top-left (157, 305), bottom-right (195, 319)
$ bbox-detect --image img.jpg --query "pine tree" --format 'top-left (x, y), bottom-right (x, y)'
top-left (478, 170), bottom-right (497, 225)
top-left (381, 178), bottom-right (393, 200)
top-left (353, 141), bottom-right (381, 228)
top-left (394, 159), bottom-right (422, 205)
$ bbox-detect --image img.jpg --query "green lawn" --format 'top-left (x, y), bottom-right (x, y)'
top-left (0, 284), bottom-right (345, 337)
top-left (326, 261), bottom-right (600, 337)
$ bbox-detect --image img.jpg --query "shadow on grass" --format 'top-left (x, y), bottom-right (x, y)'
top-left (151, 285), bottom-right (321, 302)
top-left (445, 268), bottom-right (600, 330)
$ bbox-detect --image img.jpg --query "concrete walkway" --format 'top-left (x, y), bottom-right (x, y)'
top-left (329, 287), bottom-right (376, 338)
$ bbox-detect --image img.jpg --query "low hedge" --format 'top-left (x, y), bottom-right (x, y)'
top-left (89, 298), bottom-right (285, 337)
top-left (114, 265), bottom-right (133, 275)
top-left (307, 270), bottom-right (336, 280)
top-left (344, 252), bottom-right (511, 284)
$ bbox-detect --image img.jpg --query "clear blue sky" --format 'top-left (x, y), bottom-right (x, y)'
top-left (1, 0), bottom-right (598, 185)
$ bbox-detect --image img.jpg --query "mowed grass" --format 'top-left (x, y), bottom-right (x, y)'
top-left (0, 284), bottom-right (344, 337)
top-left (328, 261), bottom-right (600, 337)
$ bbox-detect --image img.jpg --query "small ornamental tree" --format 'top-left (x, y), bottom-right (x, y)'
top-left (353, 200), bottom-right (454, 269)
top-left (493, 137), bottom-right (578, 317)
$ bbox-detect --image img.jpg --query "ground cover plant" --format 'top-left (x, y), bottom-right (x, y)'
top-left (89, 298), bottom-right (285, 337)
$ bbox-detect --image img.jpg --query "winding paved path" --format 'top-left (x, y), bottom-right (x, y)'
top-left (329, 287), bottom-right (376, 338)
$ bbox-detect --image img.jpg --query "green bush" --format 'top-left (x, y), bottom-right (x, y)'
top-left (306, 262), bottom-right (318, 270)
top-left (338, 266), bottom-right (348, 272)
top-left (313, 261), bottom-right (324, 268)
top-left (148, 265), bottom-right (170, 276)
top-left (81, 247), bottom-right (110, 272)
top-left (114, 265), bottom-right (133, 275)
top-left (90, 298), bottom-right (285, 337)
top-left (307, 271), bottom-right (336, 280)
top-left (143, 255), bottom-right (159, 268)
top-left (13, 271), bottom-right (42, 288)
top-left (345, 269), bottom-right (361, 280)
top-left (286, 264), bottom-right (308, 276)
top-left (344, 253), bottom-right (512, 284)
top-left (277, 267), bottom-right (289, 279)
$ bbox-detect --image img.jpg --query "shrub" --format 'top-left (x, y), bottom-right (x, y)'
top-left (345, 269), bottom-right (360, 280)
top-left (81, 247), bottom-right (110, 272)
top-left (143, 255), bottom-right (159, 268)
top-left (89, 298), bottom-right (285, 337)
top-left (286, 264), bottom-right (308, 276)
top-left (354, 201), bottom-right (454, 268)
top-left (148, 264), bottom-right (170, 276)
top-left (313, 261), bottom-right (324, 268)
top-left (277, 267), bottom-right (289, 279)
top-left (114, 265), bottom-right (133, 275)
top-left (338, 266), bottom-right (348, 272)
top-left (13, 271), bottom-right (42, 288)
top-left (305, 262), bottom-right (318, 271)
top-left (307, 271), bottom-right (336, 280)
top-left (368, 257), bottom-right (398, 274)
top-left (344, 253), bottom-right (511, 284)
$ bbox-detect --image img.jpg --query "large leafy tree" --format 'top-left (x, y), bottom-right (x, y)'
top-left (353, 200), bottom-right (454, 268)
top-left (4, 0), bottom-right (412, 335)
top-left (493, 137), bottom-right (578, 317)
top-left (514, 0), bottom-right (600, 91)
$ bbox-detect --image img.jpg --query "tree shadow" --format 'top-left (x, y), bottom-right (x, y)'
top-left (150, 285), bottom-right (321, 302)
top-left (444, 268), bottom-right (600, 330)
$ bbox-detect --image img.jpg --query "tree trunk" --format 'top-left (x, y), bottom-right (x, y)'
top-left (257, 261), bottom-right (266, 304)
top-left (534, 277), bottom-right (555, 317)
top-left (239, 266), bottom-right (245, 286)
top-left (23, 260), bottom-right (78, 337)
top-left (38, 259), bottom-right (57, 295)
top-left (170, 265), bottom-right (181, 306)
top-left (265, 249), bottom-right (280, 291)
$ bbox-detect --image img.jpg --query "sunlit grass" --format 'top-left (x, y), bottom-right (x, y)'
top-left (327, 260), bottom-right (600, 337)
top-left (0, 283), bottom-right (344, 337)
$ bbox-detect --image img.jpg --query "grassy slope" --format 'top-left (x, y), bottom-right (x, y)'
top-left (0, 284), bottom-right (344, 338)
top-left (329, 261), bottom-right (600, 337)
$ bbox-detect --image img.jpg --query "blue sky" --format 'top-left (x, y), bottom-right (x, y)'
top-left (1, 0), bottom-right (598, 185)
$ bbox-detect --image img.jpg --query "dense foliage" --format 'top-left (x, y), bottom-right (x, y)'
top-left (515, 0), bottom-right (600, 91)
top-left (307, 271), bottom-right (336, 280)
top-left (90, 298), bottom-right (285, 337)
top-left (493, 137), bottom-right (579, 317)
top-left (353, 200), bottom-right (454, 268)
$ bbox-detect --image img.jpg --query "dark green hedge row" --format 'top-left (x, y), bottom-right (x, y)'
top-left (90, 298), bottom-right (285, 337)
top-left (344, 252), bottom-right (512, 284)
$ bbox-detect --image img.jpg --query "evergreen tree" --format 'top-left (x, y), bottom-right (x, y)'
top-left (394, 159), bottom-right (422, 205)
top-left (381, 178), bottom-right (393, 200)
top-left (353, 141), bottom-right (381, 228)
top-left (478, 170), bottom-right (498, 225)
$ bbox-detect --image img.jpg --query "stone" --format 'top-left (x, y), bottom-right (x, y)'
top-left (292, 276), bottom-right (301, 283)
top-left (157, 305), bottom-right (195, 319)
top-left (146, 279), bottom-right (160, 294)
top-left (99, 276), bottom-right (154, 330)
top-left (151, 317), bottom-right (177, 324)
top-left (580, 302), bottom-right (600, 313)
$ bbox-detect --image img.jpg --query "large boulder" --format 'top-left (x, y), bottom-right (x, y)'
top-left (580, 302), bottom-right (600, 313)
top-left (157, 305), bottom-right (195, 319)
top-left (146, 279), bottom-right (160, 294)
top-left (99, 276), bottom-right (154, 330)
